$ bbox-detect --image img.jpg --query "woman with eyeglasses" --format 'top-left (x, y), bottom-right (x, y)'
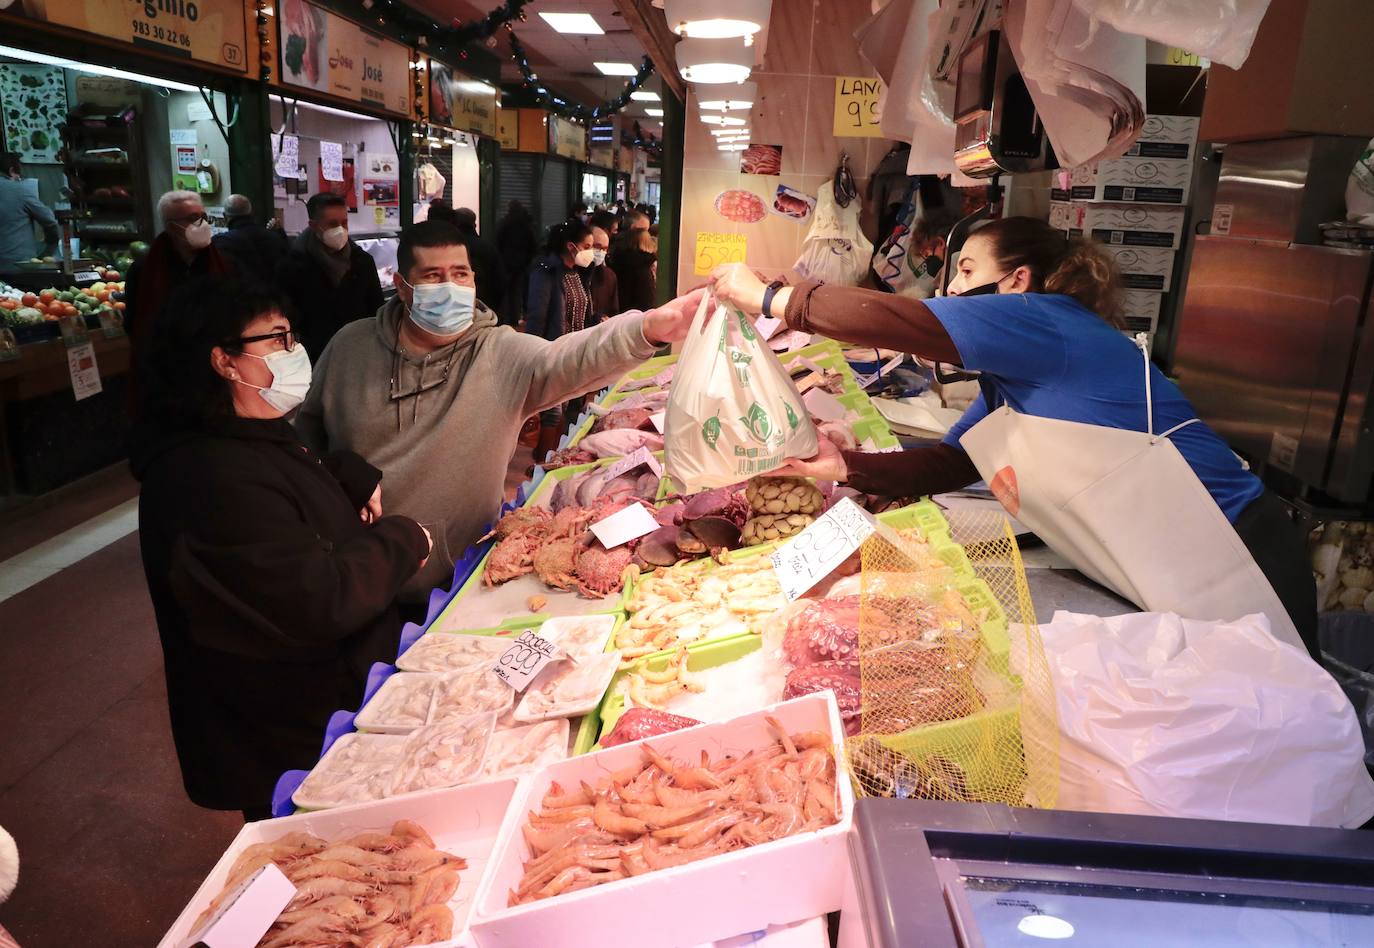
top-left (130, 275), bottom-right (432, 820)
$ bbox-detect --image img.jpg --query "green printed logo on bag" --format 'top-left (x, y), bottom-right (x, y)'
top-left (729, 347), bottom-right (753, 385)
top-left (702, 415), bottom-right (722, 448)
top-left (785, 401), bottom-right (801, 432)
top-left (740, 402), bottom-right (772, 444)
top-left (737, 312), bottom-right (758, 341)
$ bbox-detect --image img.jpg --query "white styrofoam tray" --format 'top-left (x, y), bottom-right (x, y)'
top-left (159, 777), bottom-right (521, 948)
top-left (467, 692), bottom-right (854, 948)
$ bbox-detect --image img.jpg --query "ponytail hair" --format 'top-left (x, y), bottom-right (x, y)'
top-left (545, 217), bottom-right (592, 255)
top-left (977, 216), bottom-right (1123, 327)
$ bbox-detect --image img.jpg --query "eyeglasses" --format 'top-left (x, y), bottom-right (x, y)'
top-left (234, 329), bottom-right (301, 349)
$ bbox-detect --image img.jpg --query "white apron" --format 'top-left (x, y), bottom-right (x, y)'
top-left (958, 338), bottom-right (1306, 652)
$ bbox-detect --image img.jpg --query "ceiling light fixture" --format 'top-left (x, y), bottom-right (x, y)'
top-left (0, 44), bottom-right (199, 92)
top-left (718, 142), bottom-right (748, 151)
top-left (631, 91), bottom-right (661, 101)
top-left (676, 38), bottom-right (752, 84)
top-left (664, 0), bottom-right (770, 39)
top-left (539, 12), bottom-right (604, 34)
top-left (698, 79), bottom-right (757, 111)
top-left (645, 108), bottom-right (664, 117)
top-left (710, 127), bottom-right (750, 136)
top-left (699, 113), bottom-right (746, 126)
top-left (594, 61), bottom-right (639, 77)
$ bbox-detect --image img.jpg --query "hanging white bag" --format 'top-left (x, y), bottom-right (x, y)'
top-left (795, 182), bottom-right (873, 287)
top-left (664, 293), bottom-right (819, 493)
top-left (1071, 0), bottom-right (1272, 71)
top-left (1038, 610), bottom-right (1374, 829)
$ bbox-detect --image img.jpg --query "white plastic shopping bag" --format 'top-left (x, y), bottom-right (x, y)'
top-left (1037, 610), bottom-right (1374, 828)
top-left (664, 293), bottom-right (819, 493)
top-left (1071, 0), bottom-right (1272, 71)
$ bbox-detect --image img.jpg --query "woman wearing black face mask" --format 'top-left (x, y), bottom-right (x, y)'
top-left (708, 216), bottom-right (1318, 662)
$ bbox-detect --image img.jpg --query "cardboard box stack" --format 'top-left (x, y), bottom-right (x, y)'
top-left (1050, 115), bottom-right (1198, 344)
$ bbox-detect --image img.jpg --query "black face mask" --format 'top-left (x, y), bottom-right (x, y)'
top-left (954, 270), bottom-right (1014, 297)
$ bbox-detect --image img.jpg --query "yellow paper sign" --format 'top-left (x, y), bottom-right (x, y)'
top-left (375, 205), bottom-right (386, 226)
top-left (833, 76), bottom-right (884, 138)
top-left (695, 232), bottom-right (747, 276)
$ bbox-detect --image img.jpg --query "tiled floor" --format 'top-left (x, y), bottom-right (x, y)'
top-left (0, 432), bottom-right (541, 945)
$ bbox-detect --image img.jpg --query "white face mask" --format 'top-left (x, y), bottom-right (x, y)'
top-left (234, 344), bottom-right (313, 414)
top-left (321, 225), bottom-right (348, 251)
top-left (592, 248), bottom-right (607, 267)
top-left (573, 247), bottom-right (596, 269)
top-left (406, 280), bottom-right (477, 336)
top-left (182, 219), bottom-right (213, 250)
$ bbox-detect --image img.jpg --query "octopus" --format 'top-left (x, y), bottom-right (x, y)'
top-left (784, 660), bottom-right (862, 736)
top-left (782, 596), bottom-right (863, 668)
top-left (193, 821), bottom-right (464, 947)
top-left (510, 717), bottom-right (839, 905)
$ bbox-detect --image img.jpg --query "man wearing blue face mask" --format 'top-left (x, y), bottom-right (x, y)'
top-left (295, 220), bottom-right (705, 606)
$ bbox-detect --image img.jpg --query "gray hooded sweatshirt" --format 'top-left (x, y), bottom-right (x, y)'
top-left (295, 296), bottom-right (656, 600)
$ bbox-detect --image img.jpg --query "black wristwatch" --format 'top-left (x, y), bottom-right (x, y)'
top-left (762, 280), bottom-right (786, 318)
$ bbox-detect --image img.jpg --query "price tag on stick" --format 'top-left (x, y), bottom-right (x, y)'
top-left (605, 446), bottom-right (663, 481)
top-left (770, 498), bottom-right (900, 601)
top-left (492, 630), bottom-right (563, 691)
top-left (590, 502), bottom-right (661, 549)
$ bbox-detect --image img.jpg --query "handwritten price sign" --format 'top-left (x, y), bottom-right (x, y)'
top-left (833, 76), bottom-right (884, 138)
top-left (492, 630), bottom-right (562, 691)
top-left (694, 231), bottom-right (748, 276)
top-left (770, 498), bottom-right (878, 601)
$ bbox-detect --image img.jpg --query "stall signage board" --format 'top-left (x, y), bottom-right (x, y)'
top-left (833, 76), bottom-right (884, 138)
top-left (0, 0), bottom-right (248, 74)
top-left (430, 62), bottom-right (498, 137)
top-left (67, 342), bottom-right (102, 402)
top-left (278, 0), bottom-right (409, 116)
top-left (548, 115), bottom-right (588, 161)
top-left (496, 107), bottom-right (519, 149)
top-left (694, 232), bottom-right (747, 275)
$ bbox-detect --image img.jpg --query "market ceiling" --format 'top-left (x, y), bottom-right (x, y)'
top-left (411, 0), bottom-right (668, 128)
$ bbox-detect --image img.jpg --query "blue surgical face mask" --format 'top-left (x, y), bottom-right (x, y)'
top-left (404, 279), bottom-right (477, 336)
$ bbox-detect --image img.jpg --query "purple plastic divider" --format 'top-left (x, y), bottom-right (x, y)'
top-left (270, 770), bottom-right (308, 818)
top-left (361, 662), bottom-right (395, 706)
top-left (320, 708), bottom-right (358, 756)
top-left (397, 620), bottom-right (426, 657)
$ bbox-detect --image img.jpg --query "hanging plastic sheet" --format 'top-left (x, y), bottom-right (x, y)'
top-left (1006, 0), bottom-right (1146, 168)
top-left (1071, 0), bottom-right (1272, 70)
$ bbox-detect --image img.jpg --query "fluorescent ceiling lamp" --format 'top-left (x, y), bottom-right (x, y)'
top-left (698, 80), bottom-right (756, 111)
top-left (700, 113), bottom-right (746, 126)
top-left (665, 0), bottom-right (770, 39)
top-left (1017, 916), bottom-right (1075, 940)
top-left (0, 44), bottom-right (198, 92)
top-left (710, 126), bottom-right (750, 135)
top-left (676, 38), bottom-right (753, 84)
top-left (718, 143), bottom-right (748, 151)
top-left (269, 94), bottom-right (378, 121)
top-left (631, 91), bottom-right (661, 101)
top-left (539, 12), bottom-right (604, 34)
top-left (645, 108), bottom-right (664, 117)
top-left (594, 62), bottom-right (639, 77)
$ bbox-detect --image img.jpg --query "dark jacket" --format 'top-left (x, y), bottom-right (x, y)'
top-left (609, 239), bottom-right (656, 312)
top-left (277, 239), bottom-right (385, 360)
top-left (458, 227), bottom-right (506, 313)
top-left (526, 252), bottom-right (577, 341)
top-left (131, 416), bottom-right (427, 810)
top-left (213, 216), bottom-right (289, 290)
top-left (586, 264), bottom-right (619, 323)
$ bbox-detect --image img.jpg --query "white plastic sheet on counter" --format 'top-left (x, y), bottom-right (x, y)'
top-left (1038, 610), bottom-right (1374, 829)
top-left (1071, 0), bottom-right (1271, 70)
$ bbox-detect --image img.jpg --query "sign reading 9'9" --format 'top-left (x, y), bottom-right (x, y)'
top-left (1, 0), bottom-right (248, 73)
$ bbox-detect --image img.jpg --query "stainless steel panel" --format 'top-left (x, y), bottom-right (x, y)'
top-left (1213, 137), bottom-right (1367, 243)
top-left (1328, 283), bottom-right (1374, 503)
top-left (1173, 237), bottom-right (1371, 488)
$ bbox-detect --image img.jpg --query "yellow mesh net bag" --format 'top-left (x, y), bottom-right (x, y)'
top-left (844, 508), bottom-right (1058, 808)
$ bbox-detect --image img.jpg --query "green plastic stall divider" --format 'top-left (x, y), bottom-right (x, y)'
top-left (593, 632), bottom-right (763, 749)
top-left (597, 351), bottom-right (680, 404)
top-left (562, 413), bottom-right (598, 450)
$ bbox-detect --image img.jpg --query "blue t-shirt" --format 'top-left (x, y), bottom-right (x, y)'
top-left (926, 292), bottom-right (1263, 522)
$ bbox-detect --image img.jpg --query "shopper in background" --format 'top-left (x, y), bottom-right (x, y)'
top-left (495, 200), bottom-right (537, 327)
top-left (0, 151), bottom-right (58, 268)
top-left (212, 193), bottom-right (287, 290)
top-left (296, 220), bottom-right (703, 605)
top-left (591, 209), bottom-right (619, 240)
top-left (131, 275), bottom-right (430, 818)
top-left (610, 209), bottom-right (657, 311)
top-left (452, 206), bottom-right (504, 313)
top-left (124, 190), bottom-right (231, 361)
top-left (277, 192), bottom-right (384, 360)
top-left (586, 224), bottom-right (619, 323)
top-left (526, 218), bottom-right (596, 458)
top-left (710, 216), bottom-right (1319, 659)
top-left (569, 201), bottom-right (589, 224)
